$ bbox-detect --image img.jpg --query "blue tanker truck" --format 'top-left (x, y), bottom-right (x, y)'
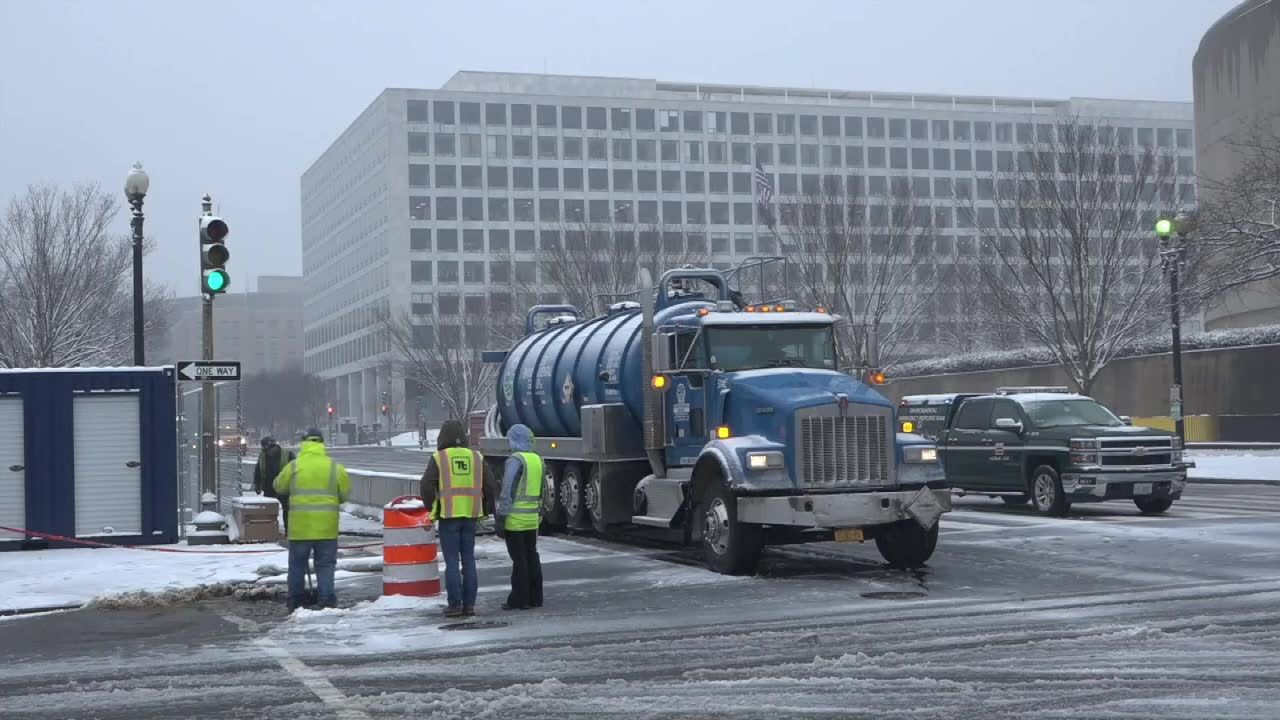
top-left (475, 266), bottom-right (950, 574)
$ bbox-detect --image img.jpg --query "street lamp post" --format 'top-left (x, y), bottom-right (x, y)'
top-left (1155, 211), bottom-right (1195, 442)
top-left (124, 162), bottom-right (150, 366)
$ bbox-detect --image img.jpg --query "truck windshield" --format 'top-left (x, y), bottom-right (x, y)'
top-left (1023, 399), bottom-right (1123, 428)
top-left (707, 326), bottom-right (836, 371)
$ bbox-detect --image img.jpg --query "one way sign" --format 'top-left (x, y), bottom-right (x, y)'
top-left (176, 361), bottom-right (241, 382)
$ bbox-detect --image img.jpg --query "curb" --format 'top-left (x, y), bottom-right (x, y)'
top-left (1187, 477), bottom-right (1280, 487)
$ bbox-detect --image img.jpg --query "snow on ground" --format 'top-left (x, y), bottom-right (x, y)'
top-left (1187, 450), bottom-right (1280, 481)
top-left (0, 543), bottom-right (290, 612)
top-left (391, 429), bottom-right (438, 449)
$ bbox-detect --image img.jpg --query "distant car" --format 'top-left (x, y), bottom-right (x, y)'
top-left (899, 387), bottom-right (1193, 516)
top-left (216, 433), bottom-right (248, 452)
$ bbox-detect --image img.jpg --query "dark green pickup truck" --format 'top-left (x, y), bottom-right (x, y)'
top-left (899, 387), bottom-right (1191, 516)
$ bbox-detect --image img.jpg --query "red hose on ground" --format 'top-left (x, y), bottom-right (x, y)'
top-left (0, 526), bottom-right (382, 554)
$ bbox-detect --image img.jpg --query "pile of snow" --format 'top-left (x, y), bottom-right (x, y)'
top-left (894, 324), bottom-right (1280, 377)
top-left (391, 429), bottom-right (439, 448)
top-left (0, 544), bottom-right (291, 613)
top-left (1187, 450), bottom-right (1280, 482)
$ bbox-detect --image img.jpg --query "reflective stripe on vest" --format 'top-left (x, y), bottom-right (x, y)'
top-left (505, 452), bottom-right (543, 531)
top-left (288, 460), bottom-right (340, 512)
top-left (437, 447), bottom-right (483, 519)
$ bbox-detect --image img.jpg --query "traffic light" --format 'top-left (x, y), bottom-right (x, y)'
top-left (200, 215), bottom-right (230, 295)
top-left (327, 404), bottom-right (335, 416)
top-left (380, 391), bottom-right (390, 415)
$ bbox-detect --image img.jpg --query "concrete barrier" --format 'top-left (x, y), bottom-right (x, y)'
top-left (346, 470), bottom-right (419, 509)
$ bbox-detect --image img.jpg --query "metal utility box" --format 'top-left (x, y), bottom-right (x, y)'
top-left (0, 367), bottom-right (178, 550)
top-left (231, 496), bottom-right (281, 543)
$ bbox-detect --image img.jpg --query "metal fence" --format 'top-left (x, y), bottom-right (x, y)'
top-left (176, 381), bottom-right (246, 533)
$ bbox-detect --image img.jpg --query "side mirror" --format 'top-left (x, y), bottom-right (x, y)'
top-left (650, 332), bottom-right (673, 372)
top-left (994, 417), bottom-right (1023, 434)
top-left (1120, 415), bottom-right (1133, 426)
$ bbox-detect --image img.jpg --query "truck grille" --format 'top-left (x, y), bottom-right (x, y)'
top-left (1099, 437), bottom-right (1174, 468)
top-left (796, 406), bottom-right (893, 488)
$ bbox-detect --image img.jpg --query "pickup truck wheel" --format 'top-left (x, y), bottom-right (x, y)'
top-left (699, 483), bottom-right (762, 575)
top-left (540, 463), bottom-right (566, 532)
top-left (1001, 494), bottom-right (1030, 506)
top-left (1134, 496), bottom-right (1174, 514)
top-left (585, 465), bottom-right (610, 534)
top-left (874, 520), bottom-right (939, 569)
top-left (560, 463), bottom-right (589, 530)
top-left (1030, 466), bottom-right (1071, 516)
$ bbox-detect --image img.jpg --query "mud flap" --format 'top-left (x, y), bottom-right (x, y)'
top-left (904, 487), bottom-right (946, 530)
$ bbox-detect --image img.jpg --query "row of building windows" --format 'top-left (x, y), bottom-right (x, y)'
top-left (407, 133), bottom-right (1196, 173)
top-left (407, 184), bottom-right (1194, 226)
top-left (406, 100), bottom-right (1193, 149)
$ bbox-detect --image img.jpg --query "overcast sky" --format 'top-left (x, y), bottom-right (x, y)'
top-left (0, 0), bottom-right (1239, 296)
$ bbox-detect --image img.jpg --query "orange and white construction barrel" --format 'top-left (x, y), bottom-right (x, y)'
top-left (382, 495), bottom-right (440, 597)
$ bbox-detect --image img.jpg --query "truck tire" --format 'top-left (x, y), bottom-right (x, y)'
top-left (874, 520), bottom-right (939, 569)
top-left (698, 483), bottom-right (763, 575)
top-left (1030, 465), bottom-right (1071, 516)
top-left (560, 463), bottom-right (590, 530)
top-left (540, 462), bottom-right (566, 532)
top-left (1001, 494), bottom-right (1030, 506)
top-left (585, 465), bottom-right (610, 534)
top-left (1134, 496), bottom-right (1174, 514)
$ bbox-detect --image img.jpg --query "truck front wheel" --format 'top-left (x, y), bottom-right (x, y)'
top-left (1030, 465), bottom-right (1071, 516)
top-left (1134, 496), bottom-right (1174, 514)
top-left (874, 520), bottom-right (939, 569)
top-left (699, 483), bottom-right (763, 575)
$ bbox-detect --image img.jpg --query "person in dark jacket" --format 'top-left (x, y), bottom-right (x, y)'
top-left (420, 420), bottom-right (498, 617)
top-left (253, 436), bottom-right (294, 533)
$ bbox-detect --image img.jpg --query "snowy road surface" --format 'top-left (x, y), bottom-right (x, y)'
top-left (1, 483), bottom-right (1278, 718)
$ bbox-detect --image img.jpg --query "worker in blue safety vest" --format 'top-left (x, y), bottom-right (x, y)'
top-left (496, 423), bottom-right (544, 610)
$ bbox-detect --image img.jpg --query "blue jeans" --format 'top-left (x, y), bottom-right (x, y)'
top-left (436, 518), bottom-right (478, 609)
top-left (288, 539), bottom-right (338, 607)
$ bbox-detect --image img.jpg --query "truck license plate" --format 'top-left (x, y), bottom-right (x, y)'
top-left (1133, 483), bottom-right (1153, 495)
top-left (835, 528), bottom-right (864, 543)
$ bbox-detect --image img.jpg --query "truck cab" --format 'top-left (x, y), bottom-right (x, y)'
top-left (900, 387), bottom-right (1190, 515)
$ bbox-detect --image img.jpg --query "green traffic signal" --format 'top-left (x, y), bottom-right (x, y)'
top-left (204, 269), bottom-right (229, 294)
top-left (1154, 218), bottom-right (1174, 237)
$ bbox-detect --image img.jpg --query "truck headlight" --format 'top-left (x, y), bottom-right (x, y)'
top-left (903, 446), bottom-right (938, 464)
top-left (746, 451), bottom-right (784, 470)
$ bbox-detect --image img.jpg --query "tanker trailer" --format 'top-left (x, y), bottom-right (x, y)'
top-left (477, 267), bottom-right (950, 574)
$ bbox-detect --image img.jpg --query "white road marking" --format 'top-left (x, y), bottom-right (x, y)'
top-left (220, 612), bottom-right (372, 720)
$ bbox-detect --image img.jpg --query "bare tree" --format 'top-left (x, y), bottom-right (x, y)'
top-left (507, 214), bottom-right (710, 318)
top-left (958, 117), bottom-right (1177, 394)
top-left (242, 366), bottom-right (328, 438)
top-left (778, 181), bottom-right (939, 367)
top-left (933, 263), bottom-right (1021, 355)
top-left (1193, 114), bottom-right (1280, 297)
top-left (379, 301), bottom-right (523, 423)
top-left (0, 183), bottom-right (173, 368)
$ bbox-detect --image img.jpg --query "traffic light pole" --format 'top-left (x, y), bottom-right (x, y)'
top-left (191, 193), bottom-right (229, 544)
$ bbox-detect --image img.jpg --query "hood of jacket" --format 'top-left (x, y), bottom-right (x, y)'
top-left (437, 420), bottom-right (469, 450)
top-left (297, 439), bottom-right (328, 458)
top-left (507, 424), bottom-right (534, 452)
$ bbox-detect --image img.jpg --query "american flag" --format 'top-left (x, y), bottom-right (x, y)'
top-left (753, 162), bottom-right (773, 206)
top-left (753, 162), bottom-right (776, 231)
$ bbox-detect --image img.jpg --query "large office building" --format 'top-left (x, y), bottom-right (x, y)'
top-left (301, 71), bottom-right (1195, 424)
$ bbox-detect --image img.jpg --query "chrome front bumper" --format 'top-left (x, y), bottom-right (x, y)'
top-left (737, 487), bottom-right (951, 530)
top-left (1061, 470), bottom-right (1187, 500)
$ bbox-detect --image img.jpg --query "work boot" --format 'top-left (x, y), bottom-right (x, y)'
top-left (463, 607), bottom-right (476, 617)
top-left (443, 607), bottom-right (465, 618)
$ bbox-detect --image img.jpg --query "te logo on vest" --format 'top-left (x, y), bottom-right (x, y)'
top-left (453, 458), bottom-right (470, 473)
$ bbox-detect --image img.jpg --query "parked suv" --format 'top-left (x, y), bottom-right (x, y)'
top-left (899, 387), bottom-right (1192, 516)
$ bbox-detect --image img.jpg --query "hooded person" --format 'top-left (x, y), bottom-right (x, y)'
top-left (420, 419), bottom-right (497, 617)
top-left (496, 423), bottom-right (544, 610)
top-left (253, 436), bottom-right (294, 533)
top-left (272, 429), bottom-right (351, 611)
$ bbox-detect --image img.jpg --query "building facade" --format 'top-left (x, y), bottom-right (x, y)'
top-left (301, 71), bottom-right (1195, 425)
top-left (1194, 0), bottom-right (1280, 330)
top-left (156, 275), bottom-right (305, 378)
